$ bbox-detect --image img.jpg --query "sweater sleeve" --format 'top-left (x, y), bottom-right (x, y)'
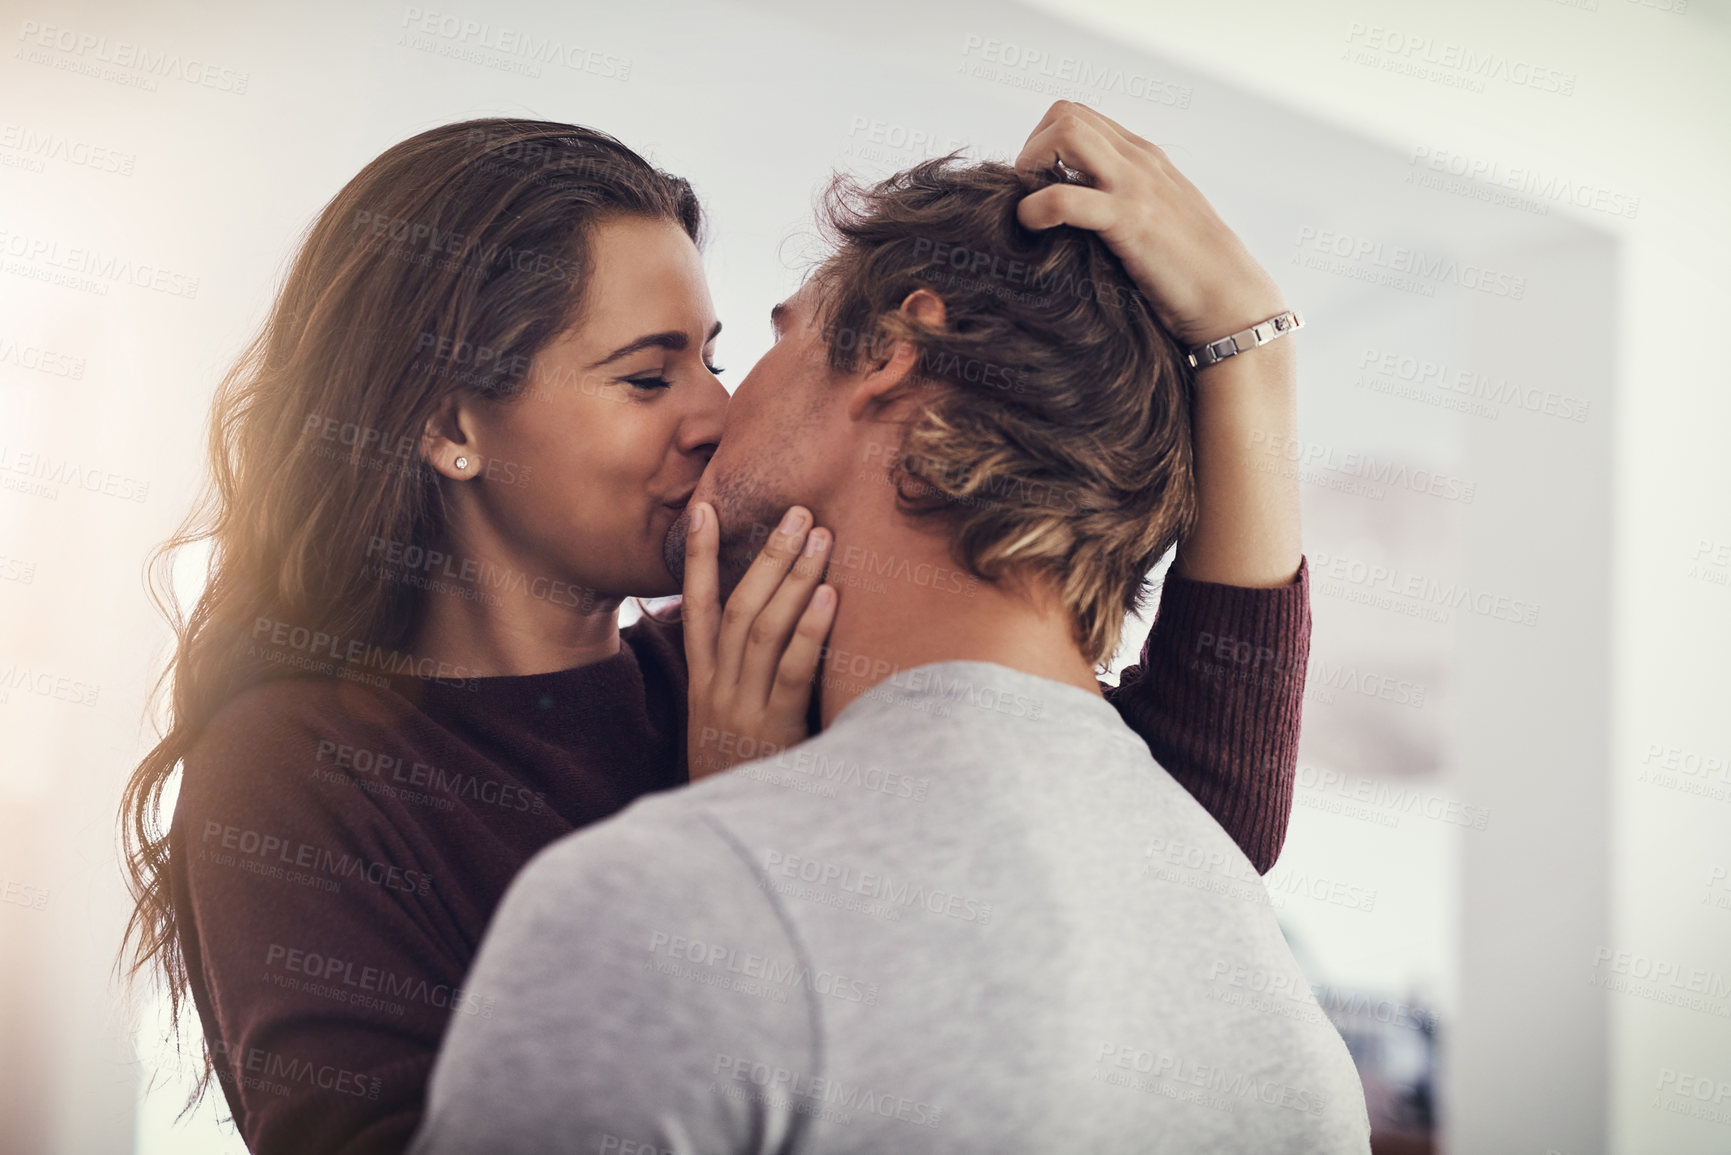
top-left (171, 683), bottom-right (477, 1155)
top-left (1104, 557), bottom-right (1312, 874)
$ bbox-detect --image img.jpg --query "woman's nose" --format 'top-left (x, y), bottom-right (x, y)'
top-left (678, 371), bottom-right (730, 455)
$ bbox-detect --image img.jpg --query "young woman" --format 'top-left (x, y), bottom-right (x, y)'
top-left (120, 108), bottom-right (1309, 1155)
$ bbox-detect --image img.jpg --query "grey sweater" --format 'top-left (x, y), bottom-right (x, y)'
top-left (412, 661), bottom-right (1371, 1154)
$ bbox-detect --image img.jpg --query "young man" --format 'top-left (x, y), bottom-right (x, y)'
top-left (411, 150), bottom-right (1369, 1154)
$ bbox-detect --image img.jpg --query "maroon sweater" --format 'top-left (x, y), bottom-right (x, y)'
top-left (170, 560), bottom-right (1310, 1154)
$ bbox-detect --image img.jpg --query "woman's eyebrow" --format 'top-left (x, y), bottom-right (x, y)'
top-left (588, 321), bottom-right (723, 369)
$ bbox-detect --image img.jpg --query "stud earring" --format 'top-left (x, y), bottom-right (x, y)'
top-left (455, 456), bottom-right (469, 470)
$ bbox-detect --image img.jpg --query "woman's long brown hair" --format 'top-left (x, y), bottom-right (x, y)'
top-left (118, 118), bottom-right (701, 1101)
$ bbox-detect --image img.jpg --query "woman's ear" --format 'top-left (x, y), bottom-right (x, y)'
top-left (844, 289), bottom-right (948, 421)
top-left (420, 395), bottom-right (482, 480)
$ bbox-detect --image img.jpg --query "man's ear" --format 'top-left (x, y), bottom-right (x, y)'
top-left (421, 394), bottom-right (484, 480)
top-left (844, 289), bottom-right (947, 422)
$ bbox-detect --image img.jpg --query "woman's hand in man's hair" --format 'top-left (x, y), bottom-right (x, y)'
top-left (1013, 100), bottom-right (1287, 347)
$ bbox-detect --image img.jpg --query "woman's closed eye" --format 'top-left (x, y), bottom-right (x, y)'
top-left (626, 363), bottom-right (725, 391)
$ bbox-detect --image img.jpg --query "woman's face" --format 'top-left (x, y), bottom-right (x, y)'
top-left (445, 215), bottom-right (728, 600)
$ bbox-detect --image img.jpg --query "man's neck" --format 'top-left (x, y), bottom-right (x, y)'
top-left (817, 521), bottom-right (1103, 729)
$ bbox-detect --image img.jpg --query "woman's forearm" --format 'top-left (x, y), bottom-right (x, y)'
top-left (1172, 319), bottom-right (1303, 589)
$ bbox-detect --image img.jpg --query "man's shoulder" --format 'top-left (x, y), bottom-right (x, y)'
top-left (508, 785), bottom-right (769, 919)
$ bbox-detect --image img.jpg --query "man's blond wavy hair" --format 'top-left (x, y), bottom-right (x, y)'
top-left (813, 156), bottom-right (1197, 667)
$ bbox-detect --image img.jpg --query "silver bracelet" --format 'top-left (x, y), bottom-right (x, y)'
top-left (1185, 309), bottom-right (1304, 370)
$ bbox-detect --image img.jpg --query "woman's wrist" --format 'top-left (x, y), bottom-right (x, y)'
top-left (1181, 276), bottom-right (1289, 353)
top-left (1172, 333), bottom-right (1302, 588)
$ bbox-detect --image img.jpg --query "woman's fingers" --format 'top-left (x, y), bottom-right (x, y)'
top-left (713, 506), bottom-right (811, 688)
top-left (680, 502), bottom-right (719, 688)
top-left (1013, 105), bottom-right (1156, 235)
top-left (735, 527), bottom-right (832, 706)
top-left (1068, 101), bottom-right (1168, 159)
top-left (1013, 105), bottom-right (1134, 191)
top-left (687, 508), bottom-right (833, 783)
top-left (1010, 100), bottom-right (1279, 345)
top-left (767, 584), bottom-right (837, 723)
top-left (1016, 182), bottom-right (1117, 234)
